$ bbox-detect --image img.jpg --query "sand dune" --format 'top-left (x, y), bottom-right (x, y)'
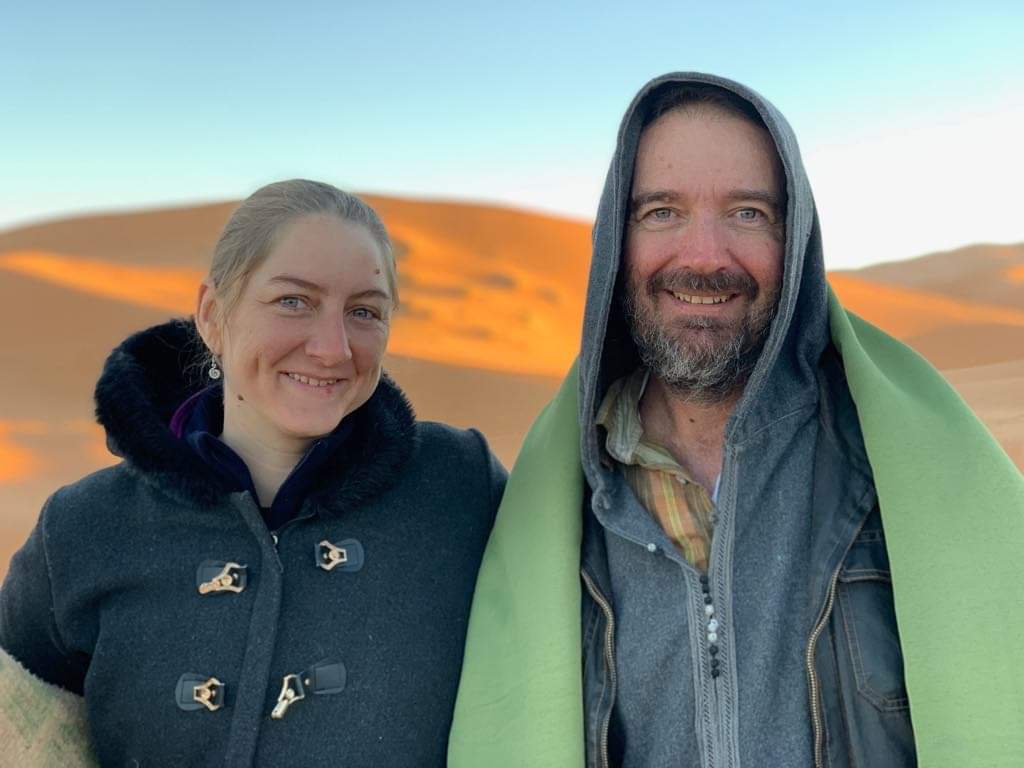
top-left (845, 242), bottom-right (1024, 310)
top-left (827, 273), bottom-right (1024, 338)
top-left (902, 323), bottom-right (1024, 370)
top-left (0, 199), bottom-right (1020, 578)
top-left (0, 203), bottom-right (236, 266)
top-left (943, 360), bottom-right (1024, 469)
top-left (0, 199), bottom-right (592, 377)
top-left (0, 251), bottom-right (203, 314)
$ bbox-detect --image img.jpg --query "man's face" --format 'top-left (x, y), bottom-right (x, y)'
top-left (622, 106), bottom-right (786, 401)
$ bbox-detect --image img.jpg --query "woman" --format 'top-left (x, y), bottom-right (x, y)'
top-left (0, 180), bottom-right (505, 766)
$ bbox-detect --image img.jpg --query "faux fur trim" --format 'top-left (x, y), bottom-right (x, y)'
top-left (94, 319), bottom-right (417, 512)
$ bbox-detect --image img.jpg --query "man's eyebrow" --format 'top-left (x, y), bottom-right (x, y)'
top-left (726, 189), bottom-right (782, 210)
top-left (630, 190), bottom-right (681, 211)
top-left (630, 189), bottom-right (782, 212)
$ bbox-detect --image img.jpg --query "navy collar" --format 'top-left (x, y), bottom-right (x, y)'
top-left (173, 386), bottom-right (353, 530)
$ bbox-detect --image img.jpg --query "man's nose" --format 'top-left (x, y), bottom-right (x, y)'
top-left (673, 214), bottom-right (729, 271)
top-left (306, 313), bottom-right (352, 365)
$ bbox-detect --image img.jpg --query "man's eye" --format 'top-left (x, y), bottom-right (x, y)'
top-left (351, 307), bottom-right (380, 320)
top-left (736, 208), bottom-right (767, 222)
top-left (648, 207), bottom-right (673, 220)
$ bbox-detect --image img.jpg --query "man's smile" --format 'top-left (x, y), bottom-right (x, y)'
top-left (669, 291), bottom-right (738, 305)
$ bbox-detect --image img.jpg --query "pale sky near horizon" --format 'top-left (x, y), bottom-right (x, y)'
top-left (2, 1), bottom-right (1022, 270)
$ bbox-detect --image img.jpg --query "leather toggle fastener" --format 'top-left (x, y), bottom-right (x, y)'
top-left (197, 561), bottom-right (247, 594)
top-left (175, 673), bottom-right (225, 712)
top-left (316, 539), bottom-right (364, 573)
top-left (271, 659), bottom-right (347, 720)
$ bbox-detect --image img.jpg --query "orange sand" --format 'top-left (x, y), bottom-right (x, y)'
top-left (827, 274), bottom-right (1024, 338)
top-left (0, 423), bottom-right (43, 483)
top-left (0, 251), bottom-right (202, 314)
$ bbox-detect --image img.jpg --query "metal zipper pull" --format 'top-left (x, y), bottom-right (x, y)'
top-left (271, 674), bottom-right (305, 719)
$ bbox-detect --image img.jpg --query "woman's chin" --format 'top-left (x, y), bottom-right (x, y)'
top-left (281, 419), bottom-right (344, 441)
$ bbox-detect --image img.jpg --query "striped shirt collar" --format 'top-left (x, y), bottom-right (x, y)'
top-left (596, 367), bottom-right (695, 480)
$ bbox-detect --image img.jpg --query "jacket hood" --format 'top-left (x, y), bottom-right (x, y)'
top-left (580, 71), bottom-right (829, 488)
top-left (94, 319), bottom-right (417, 509)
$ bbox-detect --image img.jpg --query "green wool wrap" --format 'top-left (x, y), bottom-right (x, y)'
top-left (450, 290), bottom-right (1024, 768)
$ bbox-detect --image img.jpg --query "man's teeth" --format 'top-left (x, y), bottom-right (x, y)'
top-left (672, 292), bottom-right (732, 305)
top-left (286, 373), bottom-right (338, 387)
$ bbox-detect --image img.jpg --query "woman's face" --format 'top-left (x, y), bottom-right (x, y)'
top-left (200, 213), bottom-right (392, 446)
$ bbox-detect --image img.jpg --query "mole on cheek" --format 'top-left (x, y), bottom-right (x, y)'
top-left (374, 268), bottom-right (381, 275)
top-left (237, 394), bottom-right (244, 402)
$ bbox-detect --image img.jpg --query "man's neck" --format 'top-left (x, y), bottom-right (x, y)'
top-left (638, 374), bottom-right (741, 495)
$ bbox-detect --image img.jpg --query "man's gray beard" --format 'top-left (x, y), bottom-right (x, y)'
top-left (622, 278), bottom-right (778, 405)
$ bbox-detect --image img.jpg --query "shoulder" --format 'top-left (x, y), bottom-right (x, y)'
top-left (412, 422), bottom-right (505, 479)
top-left (47, 462), bottom-right (137, 503)
top-left (38, 462), bottom-right (153, 543)
top-left (405, 421), bottom-right (506, 511)
top-left (414, 421), bottom-right (491, 456)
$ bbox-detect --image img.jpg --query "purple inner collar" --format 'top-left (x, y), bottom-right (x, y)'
top-left (169, 388), bottom-right (208, 438)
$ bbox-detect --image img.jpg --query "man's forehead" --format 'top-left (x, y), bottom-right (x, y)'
top-left (631, 109), bottom-right (784, 198)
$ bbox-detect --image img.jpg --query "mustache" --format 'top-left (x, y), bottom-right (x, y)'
top-left (647, 269), bottom-right (758, 299)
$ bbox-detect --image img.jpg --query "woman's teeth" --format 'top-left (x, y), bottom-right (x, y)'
top-left (286, 373), bottom-right (338, 387)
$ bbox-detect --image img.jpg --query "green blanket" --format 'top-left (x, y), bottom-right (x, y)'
top-left (450, 289), bottom-right (1024, 767)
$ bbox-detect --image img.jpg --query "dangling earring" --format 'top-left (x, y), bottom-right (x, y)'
top-left (208, 357), bottom-right (222, 380)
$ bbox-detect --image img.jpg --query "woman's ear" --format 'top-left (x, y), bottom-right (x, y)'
top-left (195, 279), bottom-right (222, 355)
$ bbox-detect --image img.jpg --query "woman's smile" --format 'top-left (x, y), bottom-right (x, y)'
top-left (280, 370), bottom-right (347, 395)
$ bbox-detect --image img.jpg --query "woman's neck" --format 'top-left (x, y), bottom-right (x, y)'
top-left (220, 411), bottom-right (312, 508)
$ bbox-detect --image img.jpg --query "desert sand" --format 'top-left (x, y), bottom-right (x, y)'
top-left (0, 199), bottom-right (1020, 575)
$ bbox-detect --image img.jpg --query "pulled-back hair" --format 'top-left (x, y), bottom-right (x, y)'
top-left (209, 179), bottom-right (398, 326)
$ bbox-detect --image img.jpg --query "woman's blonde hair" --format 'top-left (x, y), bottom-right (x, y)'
top-left (208, 179), bottom-right (398, 326)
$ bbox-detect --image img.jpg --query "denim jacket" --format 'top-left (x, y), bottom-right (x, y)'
top-left (580, 358), bottom-right (916, 768)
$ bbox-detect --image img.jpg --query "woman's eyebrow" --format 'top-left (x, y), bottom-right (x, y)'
top-left (350, 289), bottom-right (392, 301)
top-left (267, 277), bottom-right (391, 301)
top-left (267, 275), bottom-right (322, 291)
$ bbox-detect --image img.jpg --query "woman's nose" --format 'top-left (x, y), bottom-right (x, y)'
top-left (306, 315), bottom-right (352, 365)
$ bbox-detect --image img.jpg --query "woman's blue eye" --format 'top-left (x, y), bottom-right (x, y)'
top-left (278, 296), bottom-right (306, 310)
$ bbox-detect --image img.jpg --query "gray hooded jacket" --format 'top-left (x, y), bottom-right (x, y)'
top-left (577, 73), bottom-right (916, 767)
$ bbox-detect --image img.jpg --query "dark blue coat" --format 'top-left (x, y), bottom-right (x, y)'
top-left (0, 320), bottom-right (505, 767)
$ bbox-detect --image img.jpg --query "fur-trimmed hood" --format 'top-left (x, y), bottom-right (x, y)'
top-left (94, 319), bottom-right (418, 512)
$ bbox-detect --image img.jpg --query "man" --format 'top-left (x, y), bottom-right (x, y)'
top-left (450, 73), bottom-right (1024, 767)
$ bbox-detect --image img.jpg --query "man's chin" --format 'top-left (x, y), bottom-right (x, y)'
top-left (668, 328), bottom-right (740, 357)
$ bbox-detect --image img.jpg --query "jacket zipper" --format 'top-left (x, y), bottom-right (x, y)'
top-left (581, 569), bottom-right (617, 768)
top-left (806, 509), bottom-right (871, 768)
top-left (805, 565), bottom-right (840, 768)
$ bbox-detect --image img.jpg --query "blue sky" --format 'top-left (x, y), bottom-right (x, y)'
top-left (2, 1), bottom-right (1022, 268)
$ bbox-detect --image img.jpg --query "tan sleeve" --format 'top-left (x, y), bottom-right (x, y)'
top-left (0, 646), bottom-right (98, 767)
